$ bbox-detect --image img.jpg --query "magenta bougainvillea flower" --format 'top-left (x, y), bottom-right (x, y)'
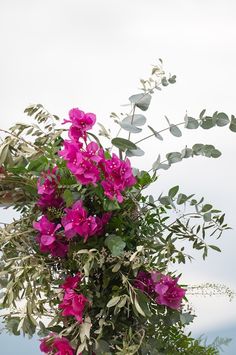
top-left (134, 271), bottom-right (156, 294)
top-left (59, 271), bottom-right (88, 323)
top-left (59, 109), bottom-right (136, 201)
top-left (33, 216), bottom-right (68, 258)
top-left (61, 272), bottom-right (82, 291)
top-left (135, 271), bottom-right (186, 310)
top-left (37, 167), bottom-right (63, 210)
top-left (40, 334), bottom-right (74, 355)
top-left (61, 200), bottom-right (110, 241)
top-left (63, 108), bottom-right (96, 141)
top-left (100, 154), bottom-right (136, 202)
top-left (58, 140), bottom-right (83, 162)
top-left (67, 155), bottom-right (100, 185)
top-left (152, 273), bottom-right (186, 310)
top-left (59, 289), bottom-right (88, 323)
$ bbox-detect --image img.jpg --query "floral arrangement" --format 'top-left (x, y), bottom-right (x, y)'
top-left (0, 62), bottom-right (235, 354)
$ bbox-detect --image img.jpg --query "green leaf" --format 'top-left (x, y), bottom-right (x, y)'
top-left (185, 116), bottom-right (199, 129)
top-left (0, 144), bottom-right (9, 165)
top-left (169, 124), bottom-right (182, 137)
top-left (168, 185), bottom-right (179, 198)
top-left (103, 199), bottom-right (120, 211)
top-left (192, 143), bottom-right (204, 155)
top-left (159, 196), bottom-right (172, 206)
top-left (129, 93), bottom-right (152, 111)
top-left (166, 152), bottom-right (182, 164)
top-left (135, 289), bottom-right (152, 317)
top-left (203, 212), bottom-right (212, 222)
top-left (177, 193), bottom-right (188, 205)
top-left (216, 112), bottom-right (229, 127)
top-left (63, 189), bottom-right (74, 207)
top-left (148, 125), bottom-right (163, 140)
top-left (200, 116), bottom-right (216, 129)
top-left (201, 204), bottom-right (212, 212)
top-left (96, 340), bottom-right (111, 355)
top-left (137, 171), bottom-right (153, 186)
top-left (111, 138), bottom-right (137, 151)
top-left (122, 114), bottom-right (146, 126)
top-left (180, 313), bottom-right (195, 325)
top-left (119, 122), bottom-right (142, 133)
top-left (181, 147), bottom-right (193, 158)
top-left (211, 149), bottom-right (221, 158)
top-left (107, 296), bottom-right (121, 308)
top-left (209, 245), bottom-right (221, 252)
top-left (105, 235), bottom-right (126, 256)
top-left (152, 154), bottom-right (161, 170)
top-left (229, 115), bottom-right (236, 132)
top-left (126, 147), bottom-right (145, 157)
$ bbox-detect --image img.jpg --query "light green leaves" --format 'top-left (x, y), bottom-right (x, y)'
top-left (216, 112), bottom-right (230, 126)
top-left (148, 125), bottom-right (163, 140)
top-left (107, 296), bottom-right (121, 308)
top-left (169, 124), bottom-right (182, 137)
top-left (166, 152), bottom-right (182, 164)
top-left (105, 235), bottom-right (126, 256)
top-left (184, 115), bottom-right (199, 129)
top-left (121, 114), bottom-right (146, 126)
top-left (165, 116), bottom-right (182, 137)
top-left (129, 93), bottom-right (152, 111)
top-left (229, 115), bottom-right (236, 132)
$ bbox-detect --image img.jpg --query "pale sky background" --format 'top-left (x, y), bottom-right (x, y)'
top-left (0, 0), bottom-right (236, 354)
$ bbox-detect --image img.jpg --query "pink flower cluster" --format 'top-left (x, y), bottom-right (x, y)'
top-left (62, 200), bottom-right (111, 242)
top-left (134, 271), bottom-right (186, 310)
top-left (40, 334), bottom-right (74, 355)
top-left (59, 108), bottom-right (136, 203)
top-left (101, 153), bottom-right (136, 203)
top-left (59, 272), bottom-right (89, 323)
top-left (33, 216), bottom-right (68, 258)
top-left (37, 167), bottom-right (64, 210)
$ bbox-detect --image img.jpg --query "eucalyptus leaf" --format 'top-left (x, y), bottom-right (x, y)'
top-left (126, 147), bottom-right (145, 157)
top-left (216, 112), bottom-right (229, 127)
top-left (129, 93), bottom-right (152, 111)
top-left (122, 114), bottom-right (147, 126)
top-left (119, 122), bottom-right (142, 133)
top-left (111, 138), bottom-right (137, 151)
top-left (229, 115), bottom-right (236, 132)
top-left (200, 117), bottom-right (216, 129)
top-left (148, 125), bottom-right (163, 140)
top-left (166, 152), bottom-right (182, 164)
top-left (169, 124), bottom-right (182, 137)
top-left (105, 235), bottom-right (126, 256)
top-left (184, 116), bottom-right (199, 129)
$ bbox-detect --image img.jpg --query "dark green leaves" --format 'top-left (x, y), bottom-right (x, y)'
top-left (111, 138), bottom-right (137, 151)
top-left (129, 93), bottom-right (152, 111)
top-left (177, 193), bottom-right (188, 205)
top-left (105, 235), bottom-right (126, 256)
top-left (200, 116), bottom-right (216, 129)
top-left (168, 186), bottom-right (179, 198)
top-left (103, 199), bottom-right (120, 211)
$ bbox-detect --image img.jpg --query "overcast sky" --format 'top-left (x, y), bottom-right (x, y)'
top-left (0, 0), bottom-right (236, 354)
